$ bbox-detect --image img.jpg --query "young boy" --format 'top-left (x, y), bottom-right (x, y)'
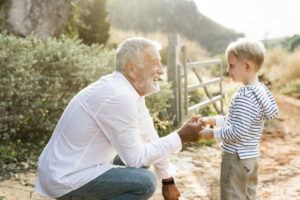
top-left (199, 38), bottom-right (278, 200)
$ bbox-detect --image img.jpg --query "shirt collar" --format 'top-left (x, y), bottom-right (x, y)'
top-left (113, 71), bottom-right (142, 99)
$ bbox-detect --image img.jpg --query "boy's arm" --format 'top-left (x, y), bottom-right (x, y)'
top-left (215, 115), bottom-right (225, 128)
top-left (199, 116), bottom-right (225, 140)
top-left (212, 95), bottom-right (259, 143)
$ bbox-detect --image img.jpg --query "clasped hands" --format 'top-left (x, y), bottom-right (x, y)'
top-left (177, 116), bottom-right (214, 144)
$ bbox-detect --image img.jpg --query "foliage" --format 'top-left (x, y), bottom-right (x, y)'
top-left (0, 0), bottom-right (9, 31)
top-left (77, 0), bottom-right (110, 45)
top-left (0, 33), bottom-right (115, 142)
top-left (63, 0), bottom-right (110, 45)
top-left (146, 81), bottom-right (175, 136)
top-left (288, 35), bottom-right (300, 52)
top-left (0, 140), bottom-right (42, 180)
top-left (264, 34), bottom-right (300, 52)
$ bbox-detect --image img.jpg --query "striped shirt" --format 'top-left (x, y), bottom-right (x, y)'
top-left (213, 82), bottom-right (278, 159)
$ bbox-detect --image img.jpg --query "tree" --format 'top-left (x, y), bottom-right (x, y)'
top-left (77, 0), bottom-right (110, 45)
top-left (2, 0), bottom-right (70, 38)
top-left (288, 35), bottom-right (300, 52)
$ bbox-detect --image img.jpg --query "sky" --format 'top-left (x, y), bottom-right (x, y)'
top-left (194, 0), bottom-right (300, 40)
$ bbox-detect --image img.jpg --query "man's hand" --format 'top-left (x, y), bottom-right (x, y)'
top-left (162, 184), bottom-right (180, 200)
top-left (177, 116), bottom-right (204, 144)
top-left (199, 128), bottom-right (214, 140)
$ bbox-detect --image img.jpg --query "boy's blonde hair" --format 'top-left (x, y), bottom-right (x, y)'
top-left (226, 38), bottom-right (266, 70)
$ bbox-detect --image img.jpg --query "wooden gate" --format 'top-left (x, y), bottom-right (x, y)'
top-left (167, 33), bottom-right (224, 125)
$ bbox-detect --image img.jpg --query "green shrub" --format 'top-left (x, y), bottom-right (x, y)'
top-left (146, 81), bottom-right (174, 136)
top-left (0, 33), bottom-right (115, 141)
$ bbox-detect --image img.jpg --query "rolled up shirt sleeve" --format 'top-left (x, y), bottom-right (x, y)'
top-left (152, 131), bottom-right (182, 179)
top-left (215, 115), bottom-right (225, 128)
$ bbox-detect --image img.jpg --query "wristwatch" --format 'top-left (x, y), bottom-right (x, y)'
top-left (162, 177), bottom-right (175, 185)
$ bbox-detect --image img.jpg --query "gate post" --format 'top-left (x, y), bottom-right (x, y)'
top-left (167, 33), bottom-right (180, 125)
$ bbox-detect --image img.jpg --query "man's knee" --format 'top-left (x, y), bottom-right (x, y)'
top-left (135, 169), bottom-right (157, 198)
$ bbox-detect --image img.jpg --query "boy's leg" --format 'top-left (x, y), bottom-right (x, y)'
top-left (245, 157), bottom-right (259, 200)
top-left (221, 152), bottom-right (242, 200)
top-left (220, 152), bottom-right (257, 200)
top-left (57, 167), bottom-right (157, 200)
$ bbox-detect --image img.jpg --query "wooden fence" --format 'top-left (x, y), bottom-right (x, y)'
top-left (167, 33), bottom-right (224, 125)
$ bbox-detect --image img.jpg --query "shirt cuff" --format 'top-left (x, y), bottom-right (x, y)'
top-left (154, 161), bottom-right (177, 179)
top-left (165, 131), bottom-right (183, 153)
top-left (213, 128), bottom-right (222, 139)
top-left (215, 116), bottom-right (225, 128)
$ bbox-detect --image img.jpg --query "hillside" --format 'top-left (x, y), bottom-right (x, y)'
top-left (107, 0), bottom-right (243, 54)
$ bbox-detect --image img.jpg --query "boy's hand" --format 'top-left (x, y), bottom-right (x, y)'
top-left (199, 128), bottom-right (214, 140)
top-left (197, 117), bottom-right (216, 126)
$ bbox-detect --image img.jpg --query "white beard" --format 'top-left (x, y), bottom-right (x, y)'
top-left (146, 80), bottom-right (160, 95)
top-left (140, 78), bottom-right (160, 96)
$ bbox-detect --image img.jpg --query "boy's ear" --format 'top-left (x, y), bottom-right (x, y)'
top-left (245, 61), bottom-right (254, 71)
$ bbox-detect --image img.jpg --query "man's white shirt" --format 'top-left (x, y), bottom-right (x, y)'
top-left (35, 71), bottom-right (182, 198)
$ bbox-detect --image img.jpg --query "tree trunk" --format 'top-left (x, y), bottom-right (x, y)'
top-left (7, 0), bottom-right (70, 38)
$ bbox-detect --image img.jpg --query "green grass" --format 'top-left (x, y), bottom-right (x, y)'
top-left (197, 139), bottom-right (215, 146)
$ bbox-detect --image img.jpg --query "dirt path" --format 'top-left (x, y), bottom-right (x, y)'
top-left (1, 95), bottom-right (300, 200)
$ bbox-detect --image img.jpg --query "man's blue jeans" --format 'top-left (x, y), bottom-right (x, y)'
top-left (57, 157), bottom-right (157, 200)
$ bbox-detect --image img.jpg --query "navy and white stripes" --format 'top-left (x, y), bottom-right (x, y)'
top-left (215, 82), bottom-right (278, 159)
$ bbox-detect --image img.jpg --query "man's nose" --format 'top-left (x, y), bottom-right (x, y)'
top-left (157, 64), bottom-right (164, 75)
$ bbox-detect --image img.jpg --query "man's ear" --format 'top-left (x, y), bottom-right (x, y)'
top-left (125, 62), bottom-right (136, 78)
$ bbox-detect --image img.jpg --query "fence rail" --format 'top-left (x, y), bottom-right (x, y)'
top-left (187, 77), bottom-right (222, 92)
top-left (182, 52), bottom-right (224, 117)
top-left (167, 33), bottom-right (224, 125)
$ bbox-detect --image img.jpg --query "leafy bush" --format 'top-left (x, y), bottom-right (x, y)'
top-left (0, 33), bottom-right (115, 141)
top-left (146, 81), bottom-right (174, 136)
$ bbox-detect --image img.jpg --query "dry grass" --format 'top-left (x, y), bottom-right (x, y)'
top-left (261, 47), bottom-right (300, 94)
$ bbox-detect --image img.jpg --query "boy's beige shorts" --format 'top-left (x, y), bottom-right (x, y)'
top-left (220, 152), bottom-right (259, 200)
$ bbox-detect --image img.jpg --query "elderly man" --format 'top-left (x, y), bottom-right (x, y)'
top-left (35, 37), bottom-right (203, 200)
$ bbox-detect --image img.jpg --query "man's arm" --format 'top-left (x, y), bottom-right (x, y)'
top-left (95, 94), bottom-right (203, 169)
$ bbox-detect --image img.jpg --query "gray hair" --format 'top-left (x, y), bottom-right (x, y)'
top-left (115, 37), bottom-right (161, 72)
top-left (226, 38), bottom-right (266, 68)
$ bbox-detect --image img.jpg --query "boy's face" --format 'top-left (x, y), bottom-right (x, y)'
top-left (226, 54), bottom-right (248, 83)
